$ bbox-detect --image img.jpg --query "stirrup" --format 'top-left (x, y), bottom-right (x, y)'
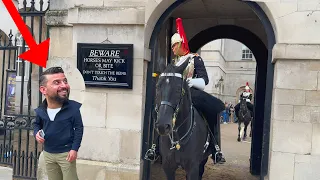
top-left (214, 152), bottom-right (226, 164)
top-left (211, 144), bottom-right (226, 164)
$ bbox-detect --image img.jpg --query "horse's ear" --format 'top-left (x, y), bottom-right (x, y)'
top-left (175, 57), bottom-right (191, 74)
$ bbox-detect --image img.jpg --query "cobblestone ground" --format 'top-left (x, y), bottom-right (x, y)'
top-left (151, 123), bottom-right (259, 180)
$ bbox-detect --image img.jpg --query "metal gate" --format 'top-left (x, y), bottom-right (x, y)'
top-left (0, 0), bottom-right (49, 179)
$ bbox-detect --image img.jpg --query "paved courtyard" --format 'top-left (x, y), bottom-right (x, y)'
top-left (0, 123), bottom-right (258, 180)
top-left (0, 166), bottom-right (12, 180)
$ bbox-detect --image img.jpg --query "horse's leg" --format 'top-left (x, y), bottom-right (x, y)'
top-left (237, 122), bottom-right (241, 142)
top-left (162, 165), bottom-right (177, 180)
top-left (186, 164), bottom-right (200, 180)
top-left (243, 122), bottom-right (248, 140)
top-left (199, 158), bottom-right (208, 179)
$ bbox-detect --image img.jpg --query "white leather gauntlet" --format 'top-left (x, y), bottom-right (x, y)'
top-left (186, 78), bottom-right (205, 91)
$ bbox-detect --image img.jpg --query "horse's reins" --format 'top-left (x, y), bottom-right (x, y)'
top-left (240, 98), bottom-right (250, 118)
top-left (158, 72), bottom-right (196, 151)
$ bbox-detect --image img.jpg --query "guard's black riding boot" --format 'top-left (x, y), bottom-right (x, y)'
top-left (210, 136), bottom-right (226, 164)
top-left (212, 146), bottom-right (226, 164)
top-left (214, 152), bottom-right (226, 164)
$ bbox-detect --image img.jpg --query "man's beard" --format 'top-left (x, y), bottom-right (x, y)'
top-left (49, 89), bottom-right (70, 104)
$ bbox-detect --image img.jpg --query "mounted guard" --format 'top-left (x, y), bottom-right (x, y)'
top-left (145, 18), bottom-right (227, 179)
top-left (234, 82), bottom-right (253, 141)
top-left (235, 82), bottom-right (254, 118)
top-left (169, 18), bottom-right (226, 164)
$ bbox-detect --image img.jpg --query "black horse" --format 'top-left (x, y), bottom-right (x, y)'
top-left (237, 96), bottom-right (252, 142)
top-left (155, 60), bottom-right (215, 180)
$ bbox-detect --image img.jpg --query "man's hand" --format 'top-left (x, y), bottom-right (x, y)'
top-left (35, 131), bottom-right (45, 144)
top-left (66, 150), bottom-right (77, 162)
top-left (186, 78), bottom-right (205, 90)
top-left (186, 78), bottom-right (194, 88)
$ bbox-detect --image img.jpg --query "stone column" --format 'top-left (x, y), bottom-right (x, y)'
top-left (268, 44), bottom-right (320, 180)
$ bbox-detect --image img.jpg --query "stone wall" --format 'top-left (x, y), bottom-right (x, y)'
top-left (200, 41), bottom-right (226, 97)
top-left (268, 44), bottom-right (320, 180)
top-left (43, 0), bottom-right (147, 178)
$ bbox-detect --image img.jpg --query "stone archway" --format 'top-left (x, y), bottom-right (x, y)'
top-left (186, 26), bottom-right (268, 174)
top-left (142, 1), bottom-right (276, 179)
top-left (144, 0), bottom-right (278, 53)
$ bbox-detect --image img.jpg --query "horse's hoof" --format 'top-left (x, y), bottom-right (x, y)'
top-left (237, 138), bottom-right (241, 142)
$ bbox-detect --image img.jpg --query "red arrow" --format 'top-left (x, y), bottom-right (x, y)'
top-left (3, 0), bottom-right (50, 68)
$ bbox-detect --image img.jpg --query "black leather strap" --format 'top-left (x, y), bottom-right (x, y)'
top-left (160, 101), bottom-right (175, 109)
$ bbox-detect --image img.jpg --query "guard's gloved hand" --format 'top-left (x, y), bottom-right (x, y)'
top-left (186, 78), bottom-right (205, 90)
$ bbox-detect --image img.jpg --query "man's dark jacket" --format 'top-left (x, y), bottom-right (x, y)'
top-left (33, 99), bottom-right (84, 153)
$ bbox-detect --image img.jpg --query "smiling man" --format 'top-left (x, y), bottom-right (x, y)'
top-left (33, 67), bottom-right (83, 180)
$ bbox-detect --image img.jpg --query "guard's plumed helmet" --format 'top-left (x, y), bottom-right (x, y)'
top-left (245, 82), bottom-right (250, 91)
top-left (171, 18), bottom-right (190, 54)
top-left (171, 33), bottom-right (183, 47)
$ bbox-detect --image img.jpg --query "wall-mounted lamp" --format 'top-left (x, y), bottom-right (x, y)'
top-left (214, 76), bottom-right (224, 88)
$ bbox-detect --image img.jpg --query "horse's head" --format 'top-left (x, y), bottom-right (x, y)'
top-left (239, 96), bottom-right (247, 111)
top-left (155, 59), bottom-right (190, 136)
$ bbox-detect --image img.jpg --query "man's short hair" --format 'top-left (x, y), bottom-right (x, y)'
top-left (39, 67), bottom-right (64, 86)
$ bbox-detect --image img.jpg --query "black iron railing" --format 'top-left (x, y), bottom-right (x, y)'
top-left (0, 0), bottom-right (49, 179)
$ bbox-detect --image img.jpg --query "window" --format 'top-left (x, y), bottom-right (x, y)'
top-left (241, 46), bottom-right (253, 60)
top-left (16, 33), bottom-right (30, 81)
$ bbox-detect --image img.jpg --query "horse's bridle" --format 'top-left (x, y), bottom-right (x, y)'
top-left (157, 73), bottom-right (184, 125)
top-left (240, 97), bottom-right (250, 118)
top-left (156, 72), bottom-right (196, 151)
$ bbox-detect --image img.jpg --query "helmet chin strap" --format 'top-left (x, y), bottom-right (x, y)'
top-left (180, 42), bottom-right (189, 55)
top-left (176, 43), bottom-right (189, 56)
top-left (173, 42), bottom-right (190, 65)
